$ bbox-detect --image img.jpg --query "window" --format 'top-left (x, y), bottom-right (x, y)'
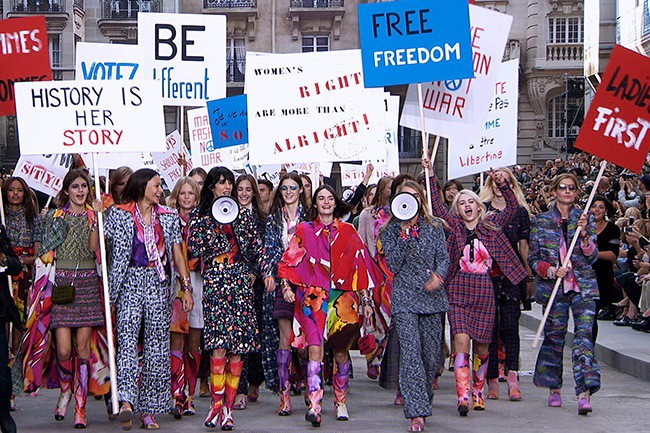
top-left (548, 17), bottom-right (583, 43)
top-left (547, 94), bottom-right (566, 138)
top-left (226, 38), bottom-right (246, 82)
top-left (48, 34), bottom-right (62, 80)
top-left (302, 35), bottom-right (329, 52)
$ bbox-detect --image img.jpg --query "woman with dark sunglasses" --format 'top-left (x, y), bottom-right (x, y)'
top-left (528, 172), bottom-right (601, 415)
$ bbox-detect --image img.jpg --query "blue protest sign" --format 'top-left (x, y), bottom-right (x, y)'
top-left (358, 0), bottom-right (474, 87)
top-left (207, 94), bottom-right (248, 149)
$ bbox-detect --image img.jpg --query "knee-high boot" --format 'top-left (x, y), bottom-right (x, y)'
top-left (472, 352), bottom-right (489, 411)
top-left (54, 357), bottom-right (73, 421)
top-left (73, 358), bottom-right (89, 429)
top-left (333, 359), bottom-right (350, 421)
top-left (305, 361), bottom-right (323, 428)
top-left (454, 353), bottom-right (470, 417)
top-left (204, 357), bottom-right (226, 428)
top-left (183, 351), bottom-right (201, 415)
top-left (221, 359), bottom-right (243, 431)
top-left (170, 351), bottom-right (185, 419)
top-left (276, 349), bottom-right (291, 416)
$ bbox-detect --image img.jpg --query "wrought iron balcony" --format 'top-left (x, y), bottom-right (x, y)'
top-left (102, 0), bottom-right (161, 19)
top-left (398, 134), bottom-right (422, 159)
top-left (11, 0), bottom-right (65, 12)
top-left (204, 0), bottom-right (256, 7)
top-left (227, 58), bottom-right (245, 83)
top-left (290, 0), bottom-right (343, 7)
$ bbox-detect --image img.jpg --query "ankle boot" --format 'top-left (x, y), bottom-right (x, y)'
top-left (305, 361), bottom-right (323, 427)
top-left (170, 351), bottom-right (185, 419)
top-left (333, 359), bottom-right (350, 421)
top-left (453, 353), bottom-right (470, 417)
top-left (221, 360), bottom-right (243, 431)
top-left (73, 358), bottom-right (89, 429)
top-left (183, 351), bottom-right (201, 415)
top-left (507, 370), bottom-right (522, 401)
top-left (472, 353), bottom-right (489, 411)
top-left (487, 378), bottom-right (499, 400)
top-left (276, 350), bottom-right (291, 416)
top-left (54, 358), bottom-right (73, 421)
top-left (204, 357), bottom-right (226, 428)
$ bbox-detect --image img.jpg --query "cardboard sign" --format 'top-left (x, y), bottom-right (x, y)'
top-left (0, 16), bottom-right (52, 116)
top-left (14, 80), bottom-right (166, 155)
top-left (89, 152), bottom-right (156, 170)
top-left (575, 45), bottom-right (650, 173)
top-left (207, 95), bottom-right (248, 149)
top-left (151, 130), bottom-right (193, 188)
top-left (188, 107), bottom-right (248, 170)
top-left (13, 154), bottom-right (75, 197)
top-left (138, 13), bottom-right (226, 106)
top-left (246, 50), bottom-right (386, 164)
top-left (75, 42), bottom-right (143, 81)
top-left (399, 5), bottom-right (513, 142)
top-left (447, 59), bottom-right (519, 179)
top-left (358, 0), bottom-right (473, 87)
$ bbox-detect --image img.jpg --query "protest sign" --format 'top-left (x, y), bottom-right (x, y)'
top-left (399, 5), bottom-right (513, 142)
top-left (14, 80), bottom-right (165, 155)
top-left (75, 42), bottom-right (143, 81)
top-left (87, 152), bottom-right (156, 170)
top-left (207, 95), bottom-right (247, 149)
top-left (246, 50), bottom-right (386, 164)
top-left (574, 45), bottom-right (650, 173)
top-left (0, 16), bottom-right (51, 116)
top-left (188, 107), bottom-right (248, 170)
top-left (151, 130), bottom-right (193, 188)
top-left (138, 13), bottom-right (226, 106)
top-left (447, 59), bottom-right (519, 179)
top-left (357, 0), bottom-right (473, 87)
top-left (13, 154), bottom-right (75, 197)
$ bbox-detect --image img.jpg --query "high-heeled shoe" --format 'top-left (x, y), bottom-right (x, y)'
top-left (139, 414), bottom-right (159, 430)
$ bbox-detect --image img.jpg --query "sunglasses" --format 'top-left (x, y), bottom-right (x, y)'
top-left (557, 184), bottom-right (577, 192)
top-left (280, 185), bottom-right (299, 192)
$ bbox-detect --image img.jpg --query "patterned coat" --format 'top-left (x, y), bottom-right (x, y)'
top-left (260, 203), bottom-right (306, 279)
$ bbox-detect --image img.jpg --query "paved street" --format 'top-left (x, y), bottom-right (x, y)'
top-left (11, 325), bottom-right (647, 433)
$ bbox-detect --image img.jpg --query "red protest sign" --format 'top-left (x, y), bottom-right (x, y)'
top-left (575, 45), bottom-right (650, 173)
top-left (0, 16), bottom-right (52, 116)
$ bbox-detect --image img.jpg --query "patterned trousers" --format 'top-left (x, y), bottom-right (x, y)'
top-left (116, 267), bottom-right (172, 414)
top-left (393, 312), bottom-right (444, 419)
top-left (533, 291), bottom-right (601, 396)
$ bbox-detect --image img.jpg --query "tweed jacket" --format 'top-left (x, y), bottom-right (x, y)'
top-left (38, 209), bottom-right (69, 255)
top-left (104, 204), bottom-right (181, 304)
top-left (528, 205), bottom-right (599, 304)
top-left (260, 203), bottom-right (306, 279)
top-left (380, 219), bottom-right (450, 315)
top-left (426, 176), bottom-right (527, 287)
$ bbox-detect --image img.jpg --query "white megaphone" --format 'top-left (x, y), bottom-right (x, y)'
top-left (211, 196), bottom-right (240, 224)
top-left (390, 192), bottom-right (420, 222)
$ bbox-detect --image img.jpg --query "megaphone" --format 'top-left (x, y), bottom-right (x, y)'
top-left (390, 192), bottom-right (420, 222)
top-left (211, 196), bottom-right (240, 224)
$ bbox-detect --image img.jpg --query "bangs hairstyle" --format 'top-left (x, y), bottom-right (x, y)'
top-left (590, 194), bottom-right (614, 218)
top-left (109, 166), bottom-right (133, 204)
top-left (198, 166), bottom-right (235, 216)
top-left (390, 173), bottom-right (417, 197)
top-left (168, 176), bottom-right (200, 210)
top-left (371, 176), bottom-right (394, 208)
top-left (234, 174), bottom-right (264, 218)
top-left (395, 181), bottom-right (447, 230)
top-left (450, 189), bottom-right (499, 231)
top-left (1, 176), bottom-right (39, 227)
top-left (56, 169), bottom-right (93, 208)
top-left (121, 168), bottom-right (160, 204)
top-left (550, 173), bottom-right (580, 194)
top-left (269, 172), bottom-right (305, 215)
top-left (307, 185), bottom-right (351, 222)
top-left (442, 179), bottom-right (464, 205)
top-left (479, 167), bottom-right (532, 215)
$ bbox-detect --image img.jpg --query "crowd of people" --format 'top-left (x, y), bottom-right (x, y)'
top-left (0, 150), bottom-right (647, 433)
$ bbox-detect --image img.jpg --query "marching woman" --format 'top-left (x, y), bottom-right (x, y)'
top-left (105, 168), bottom-right (193, 430)
top-left (380, 180), bottom-right (450, 432)
top-left (479, 168), bottom-right (533, 401)
top-left (422, 158), bottom-right (526, 416)
top-left (188, 167), bottom-right (262, 430)
top-left (277, 185), bottom-right (384, 427)
top-left (108, 167), bottom-right (133, 207)
top-left (167, 177), bottom-right (203, 418)
top-left (528, 173), bottom-right (600, 415)
top-left (261, 172), bottom-right (307, 416)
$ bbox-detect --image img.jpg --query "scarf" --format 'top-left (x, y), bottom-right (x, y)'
top-left (281, 205), bottom-right (300, 249)
top-left (134, 204), bottom-right (166, 282)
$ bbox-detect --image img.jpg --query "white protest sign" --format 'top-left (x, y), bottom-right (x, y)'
top-left (13, 154), bottom-right (75, 197)
top-left (188, 107), bottom-right (248, 170)
top-left (447, 59), bottom-right (519, 180)
top-left (75, 42), bottom-right (143, 81)
top-left (88, 152), bottom-right (156, 170)
top-left (151, 130), bottom-right (193, 188)
top-left (400, 5), bottom-right (513, 142)
top-left (246, 50), bottom-right (387, 164)
top-left (14, 80), bottom-right (165, 155)
top-left (138, 13), bottom-right (226, 106)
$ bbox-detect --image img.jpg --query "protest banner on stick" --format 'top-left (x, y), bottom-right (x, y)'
top-left (417, 83), bottom-right (432, 206)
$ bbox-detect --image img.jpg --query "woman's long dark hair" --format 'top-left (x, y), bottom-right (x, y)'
top-left (198, 166), bottom-right (235, 216)
top-left (109, 166), bottom-right (133, 205)
top-left (55, 169), bottom-right (93, 208)
top-left (307, 185), bottom-right (351, 222)
top-left (1, 176), bottom-right (39, 227)
top-left (233, 174), bottom-right (264, 218)
top-left (121, 168), bottom-right (159, 204)
top-left (269, 172), bottom-right (306, 216)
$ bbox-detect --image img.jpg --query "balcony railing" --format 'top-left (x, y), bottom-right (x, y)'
top-left (11, 0), bottom-right (65, 12)
top-left (227, 58), bottom-right (245, 83)
top-left (546, 43), bottom-right (583, 62)
top-left (204, 0), bottom-right (256, 7)
top-left (398, 134), bottom-right (422, 159)
top-left (290, 0), bottom-right (344, 7)
top-left (102, 0), bottom-right (161, 19)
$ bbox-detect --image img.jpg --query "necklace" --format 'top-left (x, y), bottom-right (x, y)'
top-left (65, 207), bottom-right (86, 217)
